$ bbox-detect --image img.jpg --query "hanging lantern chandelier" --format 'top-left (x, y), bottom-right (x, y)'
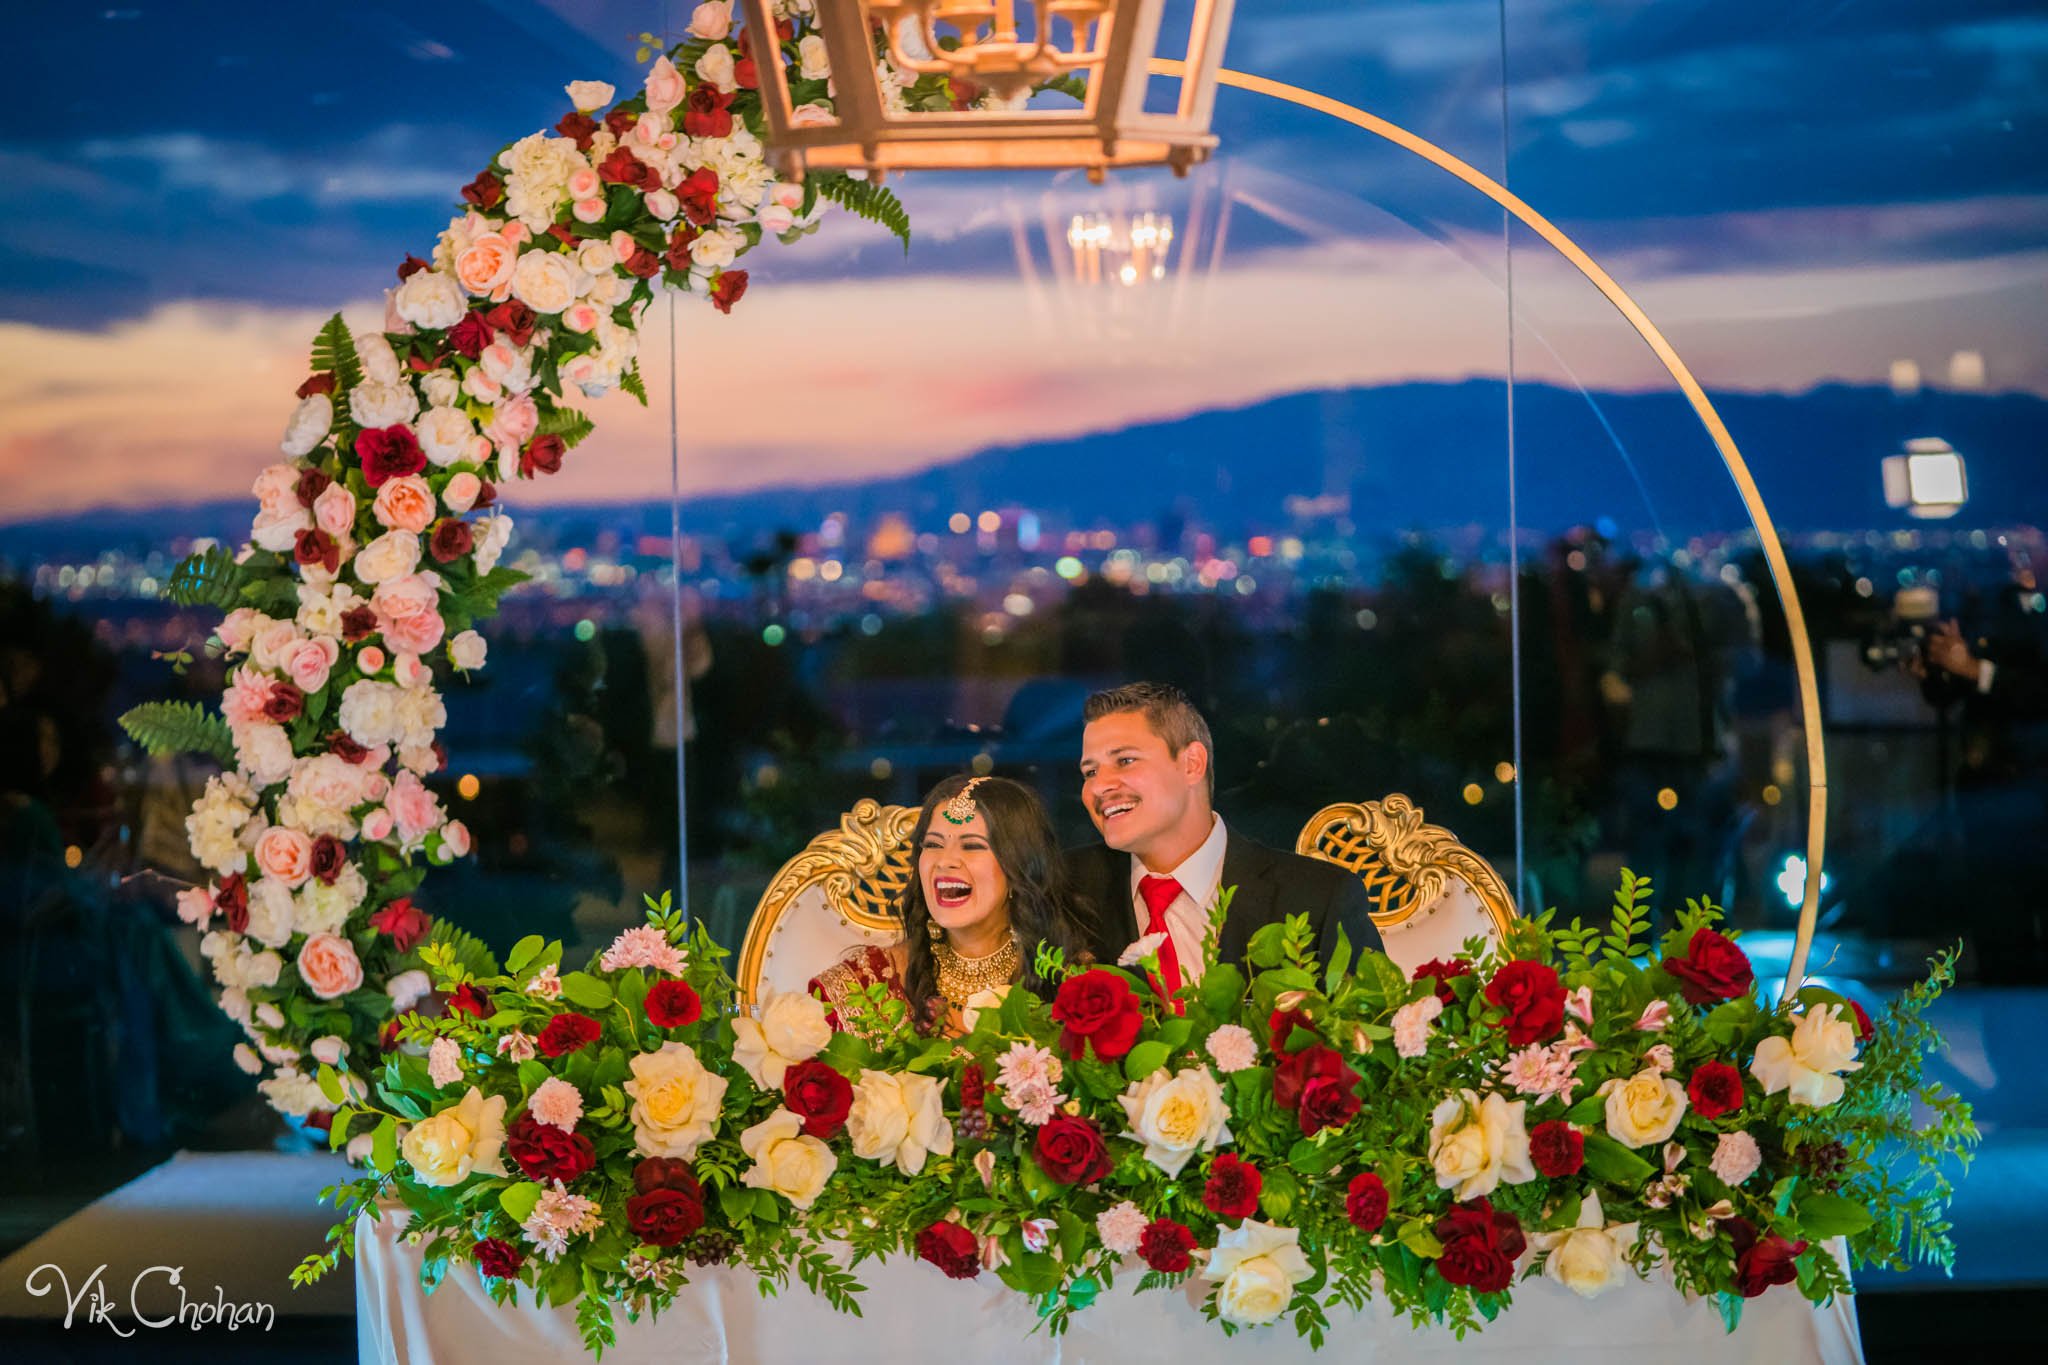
top-left (737, 1), bottom-right (1237, 180)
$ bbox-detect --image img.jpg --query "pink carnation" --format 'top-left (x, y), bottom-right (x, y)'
top-left (1710, 1130), bottom-right (1763, 1186)
top-left (528, 1077), bottom-right (584, 1131)
top-left (1204, 1024), bottom-right (1258, 1073)
top-left (1096, 1201), bottom-right (1147, 1255)
top-left (598, 924), bottom-right (687, 976)
top-left (1392, 994), bottom-right (1444, 1058)
top-left (428, 1037), bottom-right (463, 1087)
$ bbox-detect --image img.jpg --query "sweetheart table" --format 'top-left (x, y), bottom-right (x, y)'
top-left (354, 1210), bottom-right (1863, 1365)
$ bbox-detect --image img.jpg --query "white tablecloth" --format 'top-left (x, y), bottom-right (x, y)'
top-left (356, 1209), bottom-right (1863, 1365)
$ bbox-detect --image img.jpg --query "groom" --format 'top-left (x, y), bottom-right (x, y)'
top-left (1064, 682), bottom-right (1379, 986)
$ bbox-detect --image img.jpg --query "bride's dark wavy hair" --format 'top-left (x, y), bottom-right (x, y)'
top-left (899, 774), bottom-right (1092, 1032)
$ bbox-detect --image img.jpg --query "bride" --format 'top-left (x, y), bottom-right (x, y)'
top-left (809, 774), bottom-right (1092, 1037)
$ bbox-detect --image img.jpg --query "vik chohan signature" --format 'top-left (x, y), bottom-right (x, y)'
top-left (24, 1262), bottom-right (276, 1335)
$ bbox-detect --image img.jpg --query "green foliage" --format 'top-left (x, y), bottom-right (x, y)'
top-left (537, 404), bottom-right (598, 449)
top-left (814, 174), bottom-right (912, 251)
top-left (163, 545), bottom-right (249, 607)
top-left (619, 361), bottom-right (648, 406)
top-left (310, 311), bottom-right (364, 390)
top-left (119, 700), bottom-right (235, 765)
top-left (426, 920), bottom-right (501, 983)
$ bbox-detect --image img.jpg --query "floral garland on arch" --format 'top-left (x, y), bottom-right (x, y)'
top-left (119, 4), bottom-right (924, 1129)
top-left (295, 876), bottom-right (1972, 1354)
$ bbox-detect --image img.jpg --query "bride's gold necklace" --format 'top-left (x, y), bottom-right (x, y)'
top-left (933, 934), bottom-right (1021, 1005)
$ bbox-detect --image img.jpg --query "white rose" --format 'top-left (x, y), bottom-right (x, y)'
top-left (1750, 1004), bottom-right (1862, 1108)
top-left (643, 189), bottom-right (679, 223)
top-left (387, 968), bottom-right (433, 1013)
top-left (689, 229), bottom-right (740, 271)
top-left (349, 379), bottom-right (421, 430)
top-left (1203, 1221), bottom-right (1313, 1327)
top-left (353, 529), bottom-right (421, 585)
top-left (338, 678), bottom-right (404, 747)
top-left (797, 34), bottom-right (830, 81)
top-left (234, 722), bottom-right (295, 787)
top-left (510, 250), bottom-right (580, 315)
top-left (281, 394), bottom-right (334, 457)
top-left (400, 1087), bottom-right (507, 1186)
top-left (414, 406), bottom-right (478, 468)
top-left (739, 1107), bottom-right (837, 1209)
top-left (565, 79), bottom-right (616, 112)
top-left (756, 202), bottom-right (794, 235)
top-left (731, 989), bottom-right (832, 1088)
top-left (394, 270), bottom-right (466, 330)
top-left (1428, 1088), bottom-right (1536, 1200)
top-left (846, 1070), bottom-right (954, 1176)
top-left (243, 876), bottom-right (297, 948)
top-left (479, 341), bottom-right (534, 393)
top-left (574, 239), bottom-right (617, 275)
top-left (687, 2), bottom-right (730, 41)
top-left (695, 43), bottom-right (737, 93)
top-left (473, 513), bottom-right (515, 575)
top-left (1537, 1192), bottom-right (1637, 1299)
top-left (625, 1040), bottom-right (729, 1159)
top-left (356, 332), bottom-right (402, 386)
top-left (448, 630), bottom-right (488, 671)
top-left (251, 505), bottom-right (311, 554)
top-left (1117, 1066), bottom-right (1231, 1176)
top-left (420, 369), bottom-right (461, 408)
top-left (1599, 1069), bottom-right (1689, 1147)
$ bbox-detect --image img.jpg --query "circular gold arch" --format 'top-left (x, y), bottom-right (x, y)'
top-left (1151, 59), bottom-right (1829, 995)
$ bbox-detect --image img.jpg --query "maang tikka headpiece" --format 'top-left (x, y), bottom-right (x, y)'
top-left (941, 776), bottom-right (989, 826)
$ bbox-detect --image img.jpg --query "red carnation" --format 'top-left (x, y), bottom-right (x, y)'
top-left (665, 224), bottom-right (701, 273)
top-left (1050, 969), bottom-right (1143, 1060)
top-left (216, 873), bottom-right (249, 934)
top-left (536, 1012), bottom-right (601, 1057)
top-left (677, 167), bottom-right (719, 226)
top-left (473, 1238), bottom-right (523, 1279)
top-left (598, 146), bottom-right (661, 192)
top-left (447, 982), bottom-right (489, 1018)
top-left (960, 1061), bottom-right (986, 1110)
top-left (1726, 1218), bottom-right (1809, 1298)
top-left (294, 528), bottom-right (340, 574)
top-left (357, 425), bottom-right (427, 487)
top-left (297, 372), bottom-right (337, 398)
top-left (1203, 1153), bottom-right (1262, 1219)
top-left (1687, 1061), bottom-right (1746, 1119)
top-left (710, 270), bottom-right (749, 315)
top-left (781, 1059), bottom-right (853, 1140)
top-left (449, 311), bottom-right (494, 360)
top-left (645, 978), bottom-right (704, 1029)
top-left (261, 679), bottom-right (304, 723)
top-left (506, 1111), bottom-right (595, 1184)
top-left (429, 518), bottom-right (474, 563)
top-left (622, 245), bottom-right (662, 278)
top-left (1298, 1072), bottom-right (1362, 1136)
top-left (604, 107), bottom-right (639, 137)
top-left (310, 834), bottom-right (346, 885)
top-left (1138, 1219), bottom-right (1197, 1273)
top-left (483, 300), bottom-right (537, 348)
top-left (684, 84), bottom-right (734, 139)
top-left (915, 1220), bottom-right (980, 1280)
top-left (1413, 957), bottom-right (1472, 1007)
top-left (1484, 959), bottom-right (1567, 1046)
top-left (1273, 1044), bottom-right (1350, 1110)
top-left (1664, 927), bottom-right (1755, 1006)
top-left (340, 605), bottom-right (379, 644)
top-left (461, 170), bottom-right (504, 211)
top-left (1433, 1198), bottom-right (1526, 1294)
top-left (328, 730), bottom-right (372, 763)
top-left (1034, 1114), bottom-right (1111, 1186)
top-left (369, 897), bottom-right (431, 950)
top-left (555, 110), bottom-right (598, 149)
top-left (295, 467), bottom-right (333, 507)
top-left (1528, 1120), bottom-right (1585, 1177)
top-left (396, 253), bottom-right (431, 282)
top-left (1345, 1172), bottom-right (1390, 1233)
top-left (520, 433), bottom-right (566, 479)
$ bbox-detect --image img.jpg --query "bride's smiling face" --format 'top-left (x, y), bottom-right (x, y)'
top-left (919, 809), bottom-right (1010, 941)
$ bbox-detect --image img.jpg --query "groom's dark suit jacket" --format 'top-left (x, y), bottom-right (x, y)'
top-left (1063, 827), bottom-right (1380, 972)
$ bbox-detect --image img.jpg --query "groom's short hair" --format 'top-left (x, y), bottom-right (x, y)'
top-left (1083, 682), bottom-right (1215, 798)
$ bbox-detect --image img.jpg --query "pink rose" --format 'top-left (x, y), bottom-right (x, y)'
top-left (645, 55), bottom-right (685, 114)
top-left (572, 198), bottom-right (605, 224)
top-left (485, 395), bottom-right (539, 451)
top-left (362, 808), bottom-right (394, 842)
top-left (444, 472), bottom-right (483, 514)
top-left (298, 933), bottom-right (366, 1000)
top-left (609, 230), bottom-right (640, 263)
top-left (789, 102), bottom-right (836, 130)
top-left (443, 820), bottom-right (473, 857)
top-left (688, 2), bottom-right (730, 41)
top-left (223, 668), bottom-right (276, 727)
top-left (218, 608), bottom-right (262, 655)
top-left (387, 770), bottom-right (446, 843)
top-left (394, 651), bottom-right (431, 689)
top-left (560, 302), bottom-right (601, 334)
top-left (566, 167), bottom-right (601, 200)
top-left (372, 574), bottom-right (446, 656)
top-left (373, 476), bottom-right (437, 533)
top-left (252, 463), bottom-right (300, 516)
top-left (255, 826), bottom-right (316, 887)
top-left (252, 619), bottom-right (301, 670)
top-left (313, 483), bottom-right (357, 539)
top-left (358, 645), bottom-right (387, 675)
top-left (455, 232), bottom-right (518, 298)
top-left (283, 637), bottom-right (340, 694)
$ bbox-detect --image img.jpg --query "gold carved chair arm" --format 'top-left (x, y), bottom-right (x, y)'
top-left (737, 799), bottom-right (918, 1010)
top-left (1294, 794), bottom-right (1517, 939)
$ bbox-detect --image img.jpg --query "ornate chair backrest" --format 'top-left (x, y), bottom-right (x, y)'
top-left (1295, 795), bottom-right (1517, 978)
top-left (737, 800), bottom-right (916, 1010)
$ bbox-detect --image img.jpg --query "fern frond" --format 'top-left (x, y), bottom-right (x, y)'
top-left (537, 405), bottom-right (597, 448)
top-left (814, 174), bottom-right (911, 252)
top-left (311, 312), bottom-right (364, 390)
top-left (120, 701), bottom-right (234, 765)
top-left (427, 919), bottom-right (501, 980)
top-left (163, 546), bottom-right (249, 608)
top-left (619, 362), bottom-right (648, 406)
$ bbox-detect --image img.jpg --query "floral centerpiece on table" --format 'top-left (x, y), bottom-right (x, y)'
top-left (302, 873), bottom-right (1973, 1354)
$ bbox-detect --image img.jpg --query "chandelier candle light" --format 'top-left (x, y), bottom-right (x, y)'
top-left (740, 0), bottom-right (1237, 179)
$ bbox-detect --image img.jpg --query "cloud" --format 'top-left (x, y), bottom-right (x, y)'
top-left (75, 130), bottom-right (471, 207)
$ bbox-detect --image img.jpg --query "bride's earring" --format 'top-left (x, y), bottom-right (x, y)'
top-left (925, 919), bottom-right (942, 943)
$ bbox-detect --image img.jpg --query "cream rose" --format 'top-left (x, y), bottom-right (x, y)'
top-left (414, 406), bottom-right (477, 468)
top-left (1118, 1066), bottom-right (1231, 1176)
top-left (625, 1040), bottom-right (728, 1159)
top-left (1600, 1068), bottom-right (1689, 1148)
top-left (455, 231), bottom-right (519, 297)
top-left (373, 476), bottom-right (437, 533)
top-left (1428, 1088), bottom-right (1536, 1200)
top-left (789, 101), bottom-right (836, 130)
top-left (565, 79), bottom-right (616, 112)
top-left (687, 2), bottom-right (730, 41)
top-left (510, 250), bottom-right (580, 315)
top-left (348, 379), bottom-right (420, 430)
top-left (739, 1107), bottom-right (837, 1209)
top-left (353, 529), bottom-right (421, 585)
top-left (400, 1086), bottom-right (508, 1186)
top-left (690, 228), bottom-right (741, 271)
top-left (297, 932), bottom-right (365, 999)
top-left (1203, 1220), bottom-right (1313, 1327)
top-left (731, 989), bottom-right (832, 1088)
top-left (234, 722), bottom-right (295, 787)
top-left (473, 513), bottom-right (515, 575)
top-left (448, 629), bottom-right (488, 670)
top-left (797, 34), bottom-right (830, 81)
top-left (1750, 1003), bottom-right (1862, 1108)
top-left (420, 369), bottom-right (461, 408)
top-left (281, 394), bottom-right (334, 457)
top-left (646, 55), bottom-right (686, 112)
top-left (695, 44), bottom-right (736, 94)
top-left (394, 269), bottom-right (466, 329)
top-left (244, 876), bottom-right (296, 948)
top-left (357, 332), bottom-right (402, 385)
top-left (846, 1070), bottom-right (954, 1176)
top-left (1536, 1191), bottom-right (1637, 1299)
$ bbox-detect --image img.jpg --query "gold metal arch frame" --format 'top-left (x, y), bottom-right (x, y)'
top-left (1150, 59), bottom-right (1829, 996)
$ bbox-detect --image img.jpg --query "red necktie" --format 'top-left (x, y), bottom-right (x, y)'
top-left (1137, 875), bottom-right (1185, 997)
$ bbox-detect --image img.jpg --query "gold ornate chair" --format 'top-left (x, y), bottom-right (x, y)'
top-left (1296, 795), bottom-right (1518, 977)
top-left (736, 800), bottom-right (916, 1009)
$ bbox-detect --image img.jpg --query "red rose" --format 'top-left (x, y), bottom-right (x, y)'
top-left (664, 224), bottom-right (702, 273)
top-left (484, 300), bottom-right (537, 348)
top-left (1267, 1006), bottom-right (1312, 1054)
top-left (1413, 957), bottom-right (1473, 1007)
top-left (506, 1111), bottom-right (595, 1184)
top-left (449, 311), bottom-right (494, 360)
top-left (1484, 960), bottom-right (1566, 1046)
top-left (536, 1012), bottom-right (601, 1057)
top-left (782, 1060), bottom-right (853, 1138)
top-left (1034, 1114), bottom-right (1111, 1186)
top-left (294, 467), bottom-right (333, 507)
top-left (294, 527), bottom-right (341, 574)
top-left (1050, 969), bottom-right (1143, 1060)
top-left (626, 1186), bottom-right (705, 1246)
top-left (341, 605), bottom-right (379, 644)
top-left (447, 983), bottom-right (489, 1018)
top-left (633, 1156), bottom-right (698, 1194)
top-left (678, 167), bottom-right (719, 226)
top-left (605, 108), bottom-right (638, 136)
top-left (555, 111), bottom-right (598, 149)
top-left (216, 873), bottom-right (249, 934)
top-left (369, 897), bottom-right (430, 950)
top-left (473, 1237), bottom-right (523, 1279)
top-left (710, 269), bottom-right (748, 315)
top-left (598, 146), bottom-right (662, 192)
top-left (1664, 927), bottom-right (1754, 1006)
top-left (1344, 1172), bottom-right (1389, 1233)
top-left (261, 680), bottom-right (304, 723)
top-left (395, 254), bottom-right (431, 282)
top-left (1139, 1219), bottom-right (1197, 1273)
top-left (1203, 1153), bottom-right (1262, 1218)
top-left (915, 1220), bottom-right (980, 1279)
top-left (622, 245), bottom-right (662, 278)
top-left (1528, 1120), bottom-right (1585, 1177)
top-left (327, 731), bottom-right (371, 763)
top-left (734, 55), bottom-right (758, 89)
top-left (1849, 998), bottom-right (1875, 1043)
top-left (683, 85), bottom-right (734, 139)
top-left (1298, 1073), bottom-right (1362, 1136)
top-left (1433, 1198), bottom-right (1526, 1294)
top-left (310, 834), bottom-right (346, 884)
top-left (297, 372), bottom-right (336, 398)
top-left (357, 425), bottom-right (426, 487)
top-left (429, 518), bottom-right (474, 563)
top-left (1727, 1218), bottom-right (1808, 1298)
top-left (461, 171), bottom-right (504, 211)
top-left (520, 433), bottom-right (566, 478)
top-left (1272, 1044), bottom-right (1350, 1110)
top-left (645, 979), bottom-right (703, 1029)
top-left (1687, 1061), bottom-right (1746, 1119)
top-left (473, 479), bottom-right (497, 509)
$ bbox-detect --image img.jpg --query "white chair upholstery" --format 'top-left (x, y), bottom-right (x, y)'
top-left (737, 799), bottom-right (916, 1009)
top-left (1296, 795), bottom-right (1518, 979)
